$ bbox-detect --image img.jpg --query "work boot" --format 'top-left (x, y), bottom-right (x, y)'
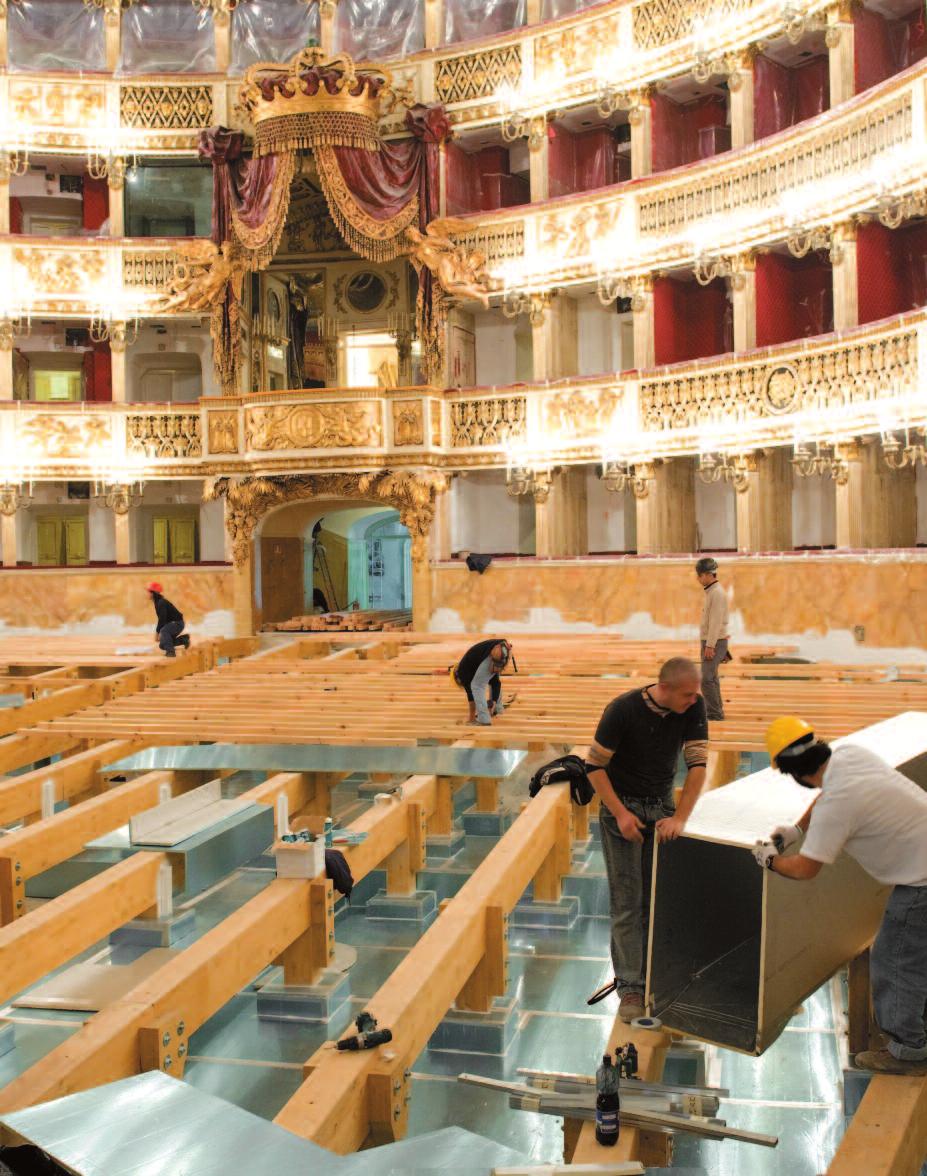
top-left (177, 635), bottom-right (191, 649)
top-left (164, 650), bottom-right (176, 658)
top-left (587, 978), bottom-right (618, 1006)
top-left (618, 991), bottom-right (645, 1024)
top-left (854, 1048), bottom-right (927, 1076)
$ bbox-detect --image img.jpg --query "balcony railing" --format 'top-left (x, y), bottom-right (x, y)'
top-left (0, 311), bottom-right (921, 476)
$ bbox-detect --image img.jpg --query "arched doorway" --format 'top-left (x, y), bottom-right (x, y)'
top-left (255, 501), bottom-right (411, 627)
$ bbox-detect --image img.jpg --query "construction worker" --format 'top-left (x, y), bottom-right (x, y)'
top-left (695, 556), bottom-right (730, 721)
top-left (756, 717), bottom-right (927, 1075)
top-left (451, 639), bottom-right (515, 725)
top-left (146, 582), bottom-right (190, 658)
top-left (585, 657), bottom-right (708, 1022)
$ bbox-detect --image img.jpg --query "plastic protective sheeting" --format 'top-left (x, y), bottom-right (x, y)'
top-left (231, 0), bottom-right (321, 73)
top-left (333, 0), bottom-right (423, 62)
top-left (540, 0), bottom-right (607, 18)
top-left (444, 0), bottom-right (525, 45)
top-left (7, 0), bottom-right (106, 73)
top-left (119, 2), bottom-right (216, 75)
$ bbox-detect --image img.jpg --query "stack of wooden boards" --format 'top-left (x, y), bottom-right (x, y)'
top-left (265, 609), bottom-right (412, 633)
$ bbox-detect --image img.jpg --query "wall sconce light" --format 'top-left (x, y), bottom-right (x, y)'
top-left (0, 144), bottom-right (30, 180)
top-left (877, 190), bottom-right (927, 230)
top-left (693, 253), bottom-right (733, 287)
top-left (89, 314), bottom-right (140, 349)
top-left (792, 439), bottom-right (849, 482)
top-left (0, 307), bottom-right (33, 351)
top-left (506, 465), bottom-right (552, 502)
top-left (0, 480), bottom-right (34, 517)
top-left (697, 451), bottom-right (752, 491)
top-left (501, 290), bottom-right (552, 326)
top-left (881, 423), bottom-right (927, 469)
top-left (600, 460), bottom-right (651, 497)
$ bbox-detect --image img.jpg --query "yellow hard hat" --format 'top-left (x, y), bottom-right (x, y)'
top-left (766, 716), bottom-right (814, 766)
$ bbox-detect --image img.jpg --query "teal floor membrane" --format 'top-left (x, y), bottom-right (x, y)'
top-left (0, 770), bottom-right (850, 1174)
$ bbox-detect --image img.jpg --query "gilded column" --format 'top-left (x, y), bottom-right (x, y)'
top-left (835, 440), bottom-right (916, 549)
top-left (727, 51), bottom-right (755, 149)
top-left (528, 118), bottom-right (550, 203)
top-left (534, 466), bottom-right (588, 558)
top-left (208, 0), bottom-right (232, 73)
top-left (114, 504), bottom-right (133, 565)
top-left (631, 278), bottom-right (655, 370)
top-left (826, 3), bottom-right (855, 106)
top-left (731, 253), bottom-right (757, 353)
top-left (410, 531), bottom-right (432, 631)
top-left (1, 508), bottom-right (17, 568)
top-left (0, 2), bottom-right (8, 70)
top-left (232, 546), bottom-right (256, 637)
top-left (103, 0), bottom-right (122, 73)
top-left (629, 89), bottom-right (653, 180)
top-left (107, 171), bottom-right (125, 238)
top-left (319, 0), bottom-right (338, 54)
top-left (424, 0), bottom-right (445, 49)
top-left (734, 448), bottom-right (792, 552)
top-left (110, 324), bottom-right (128, 403)
top-left (635, 458), bottom-right (696, 554)
top-left (0, 323), bottom-right (12, 401)
top-left (0, 179), bottom-right (9, 235)
top-left (530, 292), bottom-right (576, 382)
top-left (831, 222), bottom-right (858, 331)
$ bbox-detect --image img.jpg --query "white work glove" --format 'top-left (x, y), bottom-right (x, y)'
top-left (771, 823), bottom-right (802, 853)
top-left (752, 840), bottom-right (778, 870)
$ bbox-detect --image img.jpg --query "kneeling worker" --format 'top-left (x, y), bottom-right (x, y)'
top-left (451, 639), bottom-right (515, 725)
top-left (757, 716), bottom-right (927, 1075)
top-left (147, 582), bottom-right (190, 658)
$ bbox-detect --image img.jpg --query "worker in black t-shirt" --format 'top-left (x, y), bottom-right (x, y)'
top-left (450, 638), bottom-right (515, 725)
top-left (585, 657), bottom-right (709, 1023)
top-left (147, 582), bottom-right (190, 658)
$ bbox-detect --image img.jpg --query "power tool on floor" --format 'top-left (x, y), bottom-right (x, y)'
top-left (335, 1011), bottom-right (393, 1051)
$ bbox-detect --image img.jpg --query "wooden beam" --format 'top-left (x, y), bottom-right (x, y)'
top-left (0, 852), bottom-right (165, 1004)
top-left (827, 1074), bottom-right (927, 1176)
top-left (273, 784), bottom-right (572, 1154)
top-left (0, 770), bottom-right (176, 923)
top-left (0, 739), bottom-right (145, 826)
top-left (0, 682), bottom-right (109, 737)
top-left (567, 1020), bottom-right (673, 1167)
top-left (0, 732), bottom-right (78, 775)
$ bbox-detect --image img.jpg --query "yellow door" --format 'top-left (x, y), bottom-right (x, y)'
top-left (64, 518), bottom-right (88, 566)
top-left (169, 518), bottom-right (197, 564)
top-left (153, 517), bottom-right (169, 565)
top-left (36, 518), bottom-right (62, 566)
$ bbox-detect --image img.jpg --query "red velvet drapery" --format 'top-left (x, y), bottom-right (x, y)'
top-left (199, 102), bottom-right (450, 391)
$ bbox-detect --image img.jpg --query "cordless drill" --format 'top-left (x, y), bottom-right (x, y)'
top-left (336, 1011), bottom-right (393, 1051)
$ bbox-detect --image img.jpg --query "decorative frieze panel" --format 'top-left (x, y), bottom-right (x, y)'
top-left (207, 410), bottom-right (240, 455)
top-left (122, 250), bottom-right (181, 290)
top-left (544, 387), bottom-right (623, 440)
top-left (14, 248), bottom-right (106, 298)
top-left (631, 0), bottom-right (751, 49)
top-left (120, 84), bottom-right (214, 130)
top-left (454, 223), bottom-right (525, 265)
top-left (245, 402), bottom-right (382, 451)
top-left (639, 93), bottom-right (913, 236)
top-left (435, 45), bottom-right (521, 105)
top-left (450, 397), bottom-right (527, 447)
top-left (640, 329), bottom-right (918, 431)
top-left (19, 414), bottom-right (112, 460)
top-left (534, 12), bottom-right (622, 75)
top-left (8, 79), bottom-right (105, 136)
top-left (392, 400), bottom-right (425, 447)
top-left (127, 413), bottom-right (202, 459)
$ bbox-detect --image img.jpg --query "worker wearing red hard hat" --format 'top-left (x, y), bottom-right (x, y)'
top-left (146, 582), bottom-right (190, 658)
top-left (755, 716), bottom-right (927, 1076)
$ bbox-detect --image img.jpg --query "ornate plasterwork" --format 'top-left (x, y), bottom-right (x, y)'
top-left (392, 400), bottom-right (425, 447)
top-left (9, 79), bottom-right (105, 129)
top-left (123, 250), bottom-right (182, 290)
top-left (245, 402), bottom-right (382, 451)
top-left (154, 242), bottom-right (244, 314)
top-left (535, 11), bottom-right (622, 74)
top-left (120, 84), bottom-right (214, 131)
top-left (207, 410), bottom-right (240, 455)
top-left (632, 0), bottom-right (751, 48)
top-left (19, 414), bottom-right (111, 458)
top-left (127, 413), bottom-right (202, 459)
top-left (435, 45), bottom-right (521, 105)
top-left (544, 387), bottom-right (623, 440)
top-left (540, 203), bottom-right (622, 262)
top-left (640, 328), bottom-right (918, 431)
top-left (14, 248), bottom-right (106, 297)
top-left (405, 221), bottom-right (496, 307)
top-left (639, 92), bottom-right (913, 237)
top-left (205, 471), bottom-right (448, 566)
top-left (450, 397), bottom-right (527, 447)
top-left (453, 223), bottom-right (525, 266)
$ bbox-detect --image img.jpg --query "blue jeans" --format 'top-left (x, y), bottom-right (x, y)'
top-left (600, 794), bottom-right (674, 994)
top-left (870, 884), bottom-right (927, 1060)
top-left (158, 621), bottom-right (185, 656)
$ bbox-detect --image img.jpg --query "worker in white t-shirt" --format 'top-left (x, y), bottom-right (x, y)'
top-left (754, 716), bottom-right (927, 1076)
